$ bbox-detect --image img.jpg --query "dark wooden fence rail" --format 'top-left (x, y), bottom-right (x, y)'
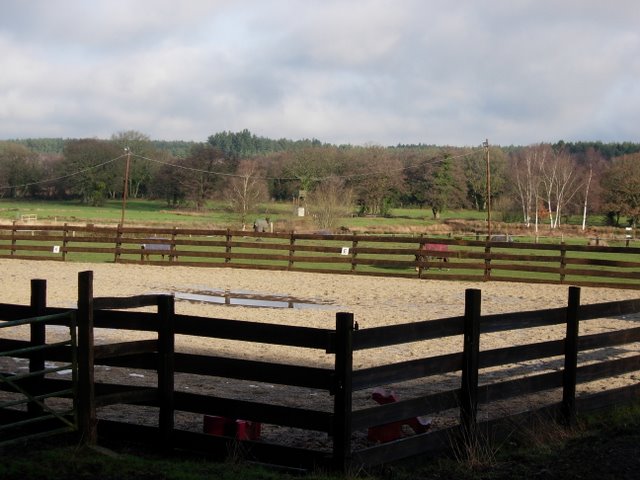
top-left (1, 273), bottom-right (640, 470)
top-left (2, 224), bottom-right (640, 289)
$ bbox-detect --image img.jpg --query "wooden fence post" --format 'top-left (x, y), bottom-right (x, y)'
top-left (114, 224), bottom-right (122, 263)
top-left (225, 229), bottom-right (232, 264)
top-left (460, 288), bottom-right (481, 432)
top-left (350, 234), bottom-right (358, 272)
top-left (351, 233), bottom-right (358, 272)
top-left (170, 227), bottom-right (178, 262)
top-left (11, 221), bottom-right (17, 256)
top-left (483, 244), bottom-right (491, 281)
top-left (158, 294), bottom-right (175, 450)
top-left (28, 279), bottom-right (47, 415)
top-left (62, 224), bottom-right (69, 261)
top-left (288, 232), bottom-right (295, 270)
top-left (416, 236), bottom-right (424, 278)
top-left (561, 286), bottom-right (580, 425)
top-left (77, 270), bottom-right (97, 444)
top-left (332, 312), bottom-right (354, 472)
top-left (559, 242), bottom-right (567, 284)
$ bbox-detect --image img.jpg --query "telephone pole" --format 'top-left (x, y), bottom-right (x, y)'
top-left (120, 147), bottom-right (131, 227)
top-left (484, 139), bottom-right (491, 239)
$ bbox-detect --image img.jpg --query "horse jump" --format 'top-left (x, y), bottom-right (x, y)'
top-left (416, 243), bottom-right (449, 270)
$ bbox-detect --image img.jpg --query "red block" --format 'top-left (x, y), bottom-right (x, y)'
top-left (203, 415), bottom-right (261, 440)
top-left (406, 416), bottom-right (431, 434)
top-left (367, 388), bottom-right (432, 443)
top-left (371, 387), bottom-right (399, 404)
top-left (367, 421), bottom-right (404, 443)
top-left (203, 415), bottom-right (235, 436)
top-left (235, 420), bottom-right (261, 440)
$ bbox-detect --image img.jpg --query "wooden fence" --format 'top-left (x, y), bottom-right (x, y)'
top-left (0, 292), bottom-right (77, 447)
top-left (1, 272), bottom-right (639, 470)
top-left (1, 223), bottom-right (640, 289)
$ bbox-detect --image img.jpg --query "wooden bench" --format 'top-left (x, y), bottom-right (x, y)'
top-left (140, 241), bottom-right (175, 261)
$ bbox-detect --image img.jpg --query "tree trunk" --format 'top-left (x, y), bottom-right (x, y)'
top-left (581, 168), bottom-right (593, 230)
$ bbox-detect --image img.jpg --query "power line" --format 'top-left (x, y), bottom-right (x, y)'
top-left (0, 146), bottom-right (481, 193)
top-left (134, 148), bottom-right (480, 183)
top-left (0, 154), bottom-right (127, 191)
top-left (134, 153), bottom-right (252, 179)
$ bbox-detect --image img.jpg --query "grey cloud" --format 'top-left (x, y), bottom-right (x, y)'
top-left (1, 0), bottom-right (639, 145)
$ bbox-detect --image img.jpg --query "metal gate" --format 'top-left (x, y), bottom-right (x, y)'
top-left (0, 311), bottom-right (78, 446)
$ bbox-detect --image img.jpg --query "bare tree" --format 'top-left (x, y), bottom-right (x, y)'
top-left (581, 166), bottom-right (593, 230)
top-left (282, 147), bottom-right (343, 193)
top-left (575, 147), bottom-right (606, 230)
top-left (511, 144), bottom-right (584, 230)
top-left (540, 148), bottom-right (582, 228)
top-left (308, 176), bottom-right (353, 230)
top-left (510, 145), bottom-right (546, 229)
top-left (226, 159), bottom-right (268, 230)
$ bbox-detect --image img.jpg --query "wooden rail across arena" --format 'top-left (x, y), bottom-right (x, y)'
top-left (1, 223), bottom-right (640, 289)
top-left (1, 272), bottom-right (639, 470)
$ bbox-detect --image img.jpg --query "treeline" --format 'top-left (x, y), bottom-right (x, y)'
top-left (10, 134), bottom-right (640, 163)
top-left (1, 130), bottom-right (640, 229)
top-left (8, 130), bottom-right (332, 160)
top-left (9, 137), bottom-right (198, 158)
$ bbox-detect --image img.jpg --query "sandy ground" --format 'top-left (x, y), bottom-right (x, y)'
top-left (2, 259), bottom-right (639, 449)
top-left (4, 258), bottom-right (639, 324)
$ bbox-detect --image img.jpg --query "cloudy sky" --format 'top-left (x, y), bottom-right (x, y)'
top-left (1, 1), bottom-right (639, 146)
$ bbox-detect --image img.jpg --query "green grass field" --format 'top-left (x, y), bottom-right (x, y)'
top-left (0, 198), bottom-right (478, 228)
top-left (0, 198), bottom-right (628, 234)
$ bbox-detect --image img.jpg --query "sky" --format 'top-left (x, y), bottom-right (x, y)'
top-left (1, 0), bottom-right (639, 147)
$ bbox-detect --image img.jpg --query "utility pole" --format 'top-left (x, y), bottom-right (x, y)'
top-left (484, 139), bottom-right (491, 239)
top-left (120, 147), bottom-right (131, 227)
